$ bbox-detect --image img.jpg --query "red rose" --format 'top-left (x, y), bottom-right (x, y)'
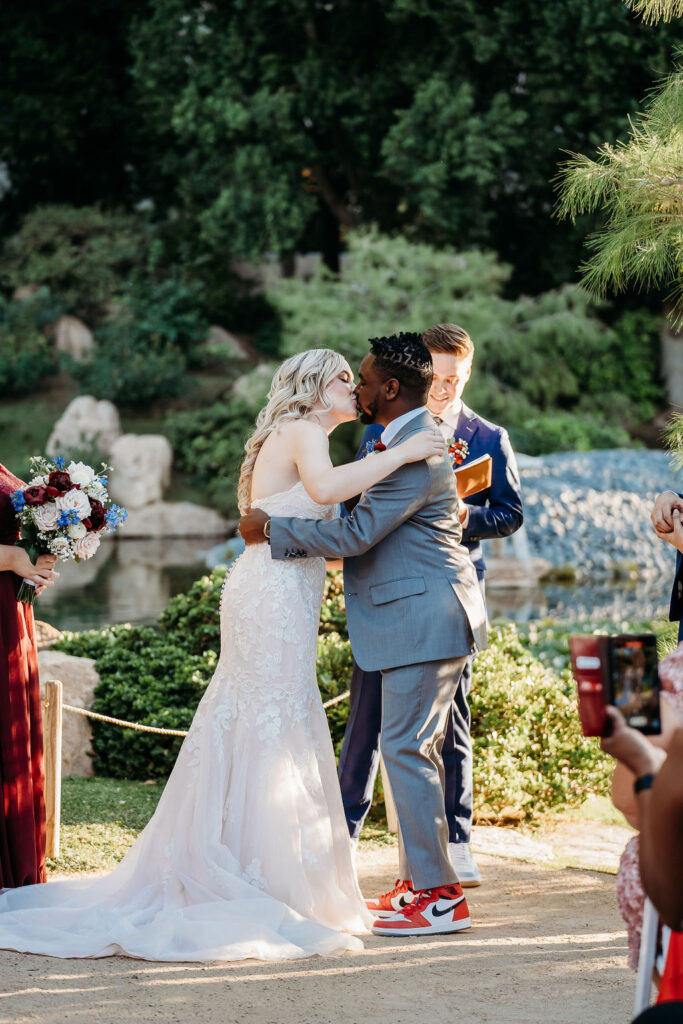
top-left (373, 442), bottom-right (387, 452)
top-left (87, 499), bottom-right (106, 532)
top-left (23, 485), bottom-right (48, 506)
top-left (47, 470), bottom-right (72, 494)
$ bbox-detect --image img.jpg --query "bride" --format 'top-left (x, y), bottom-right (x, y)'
top-left (0, 348), bottom-right (443, 962)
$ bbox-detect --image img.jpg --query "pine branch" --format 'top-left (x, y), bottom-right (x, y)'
top-left (627, 0), bottom-right (683, 24)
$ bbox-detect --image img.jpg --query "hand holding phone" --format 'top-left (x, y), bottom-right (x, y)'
top-left (570, 633), bottom-right (662, 737)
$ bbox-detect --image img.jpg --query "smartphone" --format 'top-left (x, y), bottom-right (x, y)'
top-left (608, 635), bottom-right (661, 734)
top-left (569, 633), bottom-right (661, 737)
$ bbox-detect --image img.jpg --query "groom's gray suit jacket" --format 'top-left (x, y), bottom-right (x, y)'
top-left (269, 410), bottom-right (487, 672)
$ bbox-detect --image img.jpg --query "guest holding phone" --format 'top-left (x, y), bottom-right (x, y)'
top-left (0, 464), bottom-right (59, 888)
top-left (602, 701), bottom-right (683, 1015)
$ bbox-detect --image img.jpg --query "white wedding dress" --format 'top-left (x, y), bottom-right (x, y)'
top-left (0, 483), bottom-right (371, 961)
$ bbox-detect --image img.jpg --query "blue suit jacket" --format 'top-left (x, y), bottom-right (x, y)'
top-left (352, 404), bottom-right (523, 579)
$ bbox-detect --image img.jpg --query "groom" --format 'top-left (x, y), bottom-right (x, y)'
top-left (239, 332), bottom-right (487, 937)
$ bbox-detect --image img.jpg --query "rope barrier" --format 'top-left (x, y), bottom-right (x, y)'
top-left (59, 689), bottom-right (352, 737)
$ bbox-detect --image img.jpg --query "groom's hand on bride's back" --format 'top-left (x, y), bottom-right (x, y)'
top-left (239, 508), bottom-right (270, 545)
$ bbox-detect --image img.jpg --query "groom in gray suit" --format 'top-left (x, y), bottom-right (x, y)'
top-left (239, 333), bottom-right (487, 936)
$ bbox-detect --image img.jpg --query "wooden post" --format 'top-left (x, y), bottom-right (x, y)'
top-left (43, 679), bottom-right (62, 859)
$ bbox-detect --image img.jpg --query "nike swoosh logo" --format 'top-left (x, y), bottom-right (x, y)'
top-left (398, 895), bottom-right (413, 908)
top-left (432, 901), bottom-right (461, 917)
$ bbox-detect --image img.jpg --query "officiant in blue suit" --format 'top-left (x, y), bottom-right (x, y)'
top-left (339, 323), bottom-right (524, 886)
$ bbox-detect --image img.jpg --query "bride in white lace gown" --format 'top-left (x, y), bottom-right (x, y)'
top-left (0, 349), bottom-right (443, 962)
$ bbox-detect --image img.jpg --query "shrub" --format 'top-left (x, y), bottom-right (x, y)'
top-left (57, 570), bottom-right (619, 820)
top-left (0, 205), bottom-right (149, 320)
top-left (165, 397), bottom-right (259, 515)
top-left (0, 289), bottom-right (62, 397)
top-left (70, 275), bottom-right (209, 406)
top-left (509, 412), bottom-right (632, 456)
top-left (266, 230), bottom-right (664, 448)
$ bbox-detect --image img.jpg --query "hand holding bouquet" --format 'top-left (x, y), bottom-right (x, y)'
top-left (10, 455), bottom-right (128, 605)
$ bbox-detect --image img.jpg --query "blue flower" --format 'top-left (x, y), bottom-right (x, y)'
top-left (98, 476), bottom-right (108, 487)
top-left (105, 504), bottom-right (128, 530)
top-left (57, 509), bottom-right (80, 527)
top-left (10, 490), bottom-right (26, 511)
top-left (53, 456), bottom-right (65, 470)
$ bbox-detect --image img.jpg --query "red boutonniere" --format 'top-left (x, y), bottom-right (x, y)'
top-left (361, 439), bottom-right (386, 455)
top-left (446, 437), bottom-right (469, 467)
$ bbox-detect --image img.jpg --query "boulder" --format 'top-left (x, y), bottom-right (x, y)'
top-left (47, 395), bottom-right (122, 458)
top-left (54, 314), bottom-right (95, 361)
top-left (34, 620), bottom-right (63, 650)
top-left (231, 363), bottom-right (275, 405)
top-left (205, 325), bottom-right (252, 360)
top-left (118, 501), bottom-right (230, 538)
top-left (108, 434), bottom-right (173, 510)
top-left (38, 651), bottom-right (99, 778)
top-left (12, 284), bottom-right (41, 301)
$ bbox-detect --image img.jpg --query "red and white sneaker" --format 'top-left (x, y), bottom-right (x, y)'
top-left (371, 883), bottom-right (471, 936)
top-left (366, 879), bottom-right (417, 919)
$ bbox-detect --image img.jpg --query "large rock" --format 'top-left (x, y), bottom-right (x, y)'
top-left (38, 651), bottom-right (99, 778)
top-left (119, 501), bottom-right (230, 538)
top-left (54, 314), bottom-right (95, 361)
top-left (47, 395), bottom-right (121, 458)
top-left (231, 363), bottom-right (275, 405)
top-left (205, 325), bottom-right (252, 360)
top-left (108, 434), bottom-right (173, 510)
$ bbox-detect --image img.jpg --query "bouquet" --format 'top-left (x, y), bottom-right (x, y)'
top-left (10, 455), bottom-right (128, 605)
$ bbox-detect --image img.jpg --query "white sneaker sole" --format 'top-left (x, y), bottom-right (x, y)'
top-left (458, 876), bottom-right (481, 888)
top-left (372, 915), bottom-right (472, 937)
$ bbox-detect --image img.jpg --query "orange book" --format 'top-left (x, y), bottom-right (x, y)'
top-left (454, 453), bottom-right (492, 499)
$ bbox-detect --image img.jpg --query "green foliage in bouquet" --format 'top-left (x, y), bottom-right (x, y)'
top-left (0, 288), bottom-right (63, 397)
top-left (266, 230), bottom-right (664, 454)
top-left (0, 206), bottom-right (149, 321)
top-left (57, 569), bottom-right (620, 819)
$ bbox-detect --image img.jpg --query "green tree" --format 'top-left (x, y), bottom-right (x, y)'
top-left (556, 0), bottom-right (683, 319)
top-left (128, 0), bottom-right (681, 291)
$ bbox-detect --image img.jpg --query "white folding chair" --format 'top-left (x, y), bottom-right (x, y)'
top-left (634, 898), bottom-right (672, 1017)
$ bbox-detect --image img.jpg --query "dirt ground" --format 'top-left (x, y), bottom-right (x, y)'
top-left (0, 844), bottom-right (635, 1024)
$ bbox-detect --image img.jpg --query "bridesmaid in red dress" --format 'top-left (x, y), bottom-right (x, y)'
top-left (0, 464), bottom-right (59, 888)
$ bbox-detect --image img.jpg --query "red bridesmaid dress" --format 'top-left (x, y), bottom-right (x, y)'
top-left (0, 463), bottom-right (46, 887)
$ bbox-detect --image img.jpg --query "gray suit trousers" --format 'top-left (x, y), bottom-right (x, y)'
top-left (380, 654), bottom-right (469, 890)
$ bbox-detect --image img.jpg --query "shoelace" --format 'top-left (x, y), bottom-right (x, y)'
top-left (400, 885), bottom-right (459, 918)
top-left (380, 879), bottom-right (413, 903)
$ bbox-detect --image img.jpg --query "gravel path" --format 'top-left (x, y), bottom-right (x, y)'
top-left (0, 844), bottom-right (633, 1024)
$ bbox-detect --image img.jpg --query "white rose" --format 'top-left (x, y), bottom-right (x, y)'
top-left (27, 475), bottom-right (47, 487)
top-left (73, 533), bottom-right (101, 560)
top-left (67, 522), bottom-right (87, 540)
top-left (33, 503), bottom-right (60, 532)
top-left (67, 461), bottom-right (96, 488)
top-left (56, 488), bottom-right (91, 520)
top-left (49, 536), bottom-right (73, 559)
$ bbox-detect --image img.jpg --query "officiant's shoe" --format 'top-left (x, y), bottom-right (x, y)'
top-left (448, 842), bottom-right (482, 887)
top-left (371, 884), bottom-right (471, 936)
top-left (366, 879), bottom-right (416, 918)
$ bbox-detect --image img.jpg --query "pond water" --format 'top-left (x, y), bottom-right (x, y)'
top-left (35, 537), bottom-right (672, 634)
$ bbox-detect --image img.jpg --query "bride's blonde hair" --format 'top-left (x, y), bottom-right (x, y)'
top-left (237, 348), bottom-right (349, 513)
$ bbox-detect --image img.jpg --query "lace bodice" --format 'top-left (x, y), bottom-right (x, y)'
top-left (250, 479), bottom-right (338, 521)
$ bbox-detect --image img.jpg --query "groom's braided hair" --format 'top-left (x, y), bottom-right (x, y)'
top-left (369, 332), bottom-right (433, 400)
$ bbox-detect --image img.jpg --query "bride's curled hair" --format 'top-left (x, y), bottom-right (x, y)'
top-left (237, 348), bottom-right (348, 513)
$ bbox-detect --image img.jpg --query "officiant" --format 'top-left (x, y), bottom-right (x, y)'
top-left (338, 323), bottom-right (524, 887)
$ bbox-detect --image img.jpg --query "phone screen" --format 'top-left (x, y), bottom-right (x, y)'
top-left (609, 635), bottom-right (661, 733)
